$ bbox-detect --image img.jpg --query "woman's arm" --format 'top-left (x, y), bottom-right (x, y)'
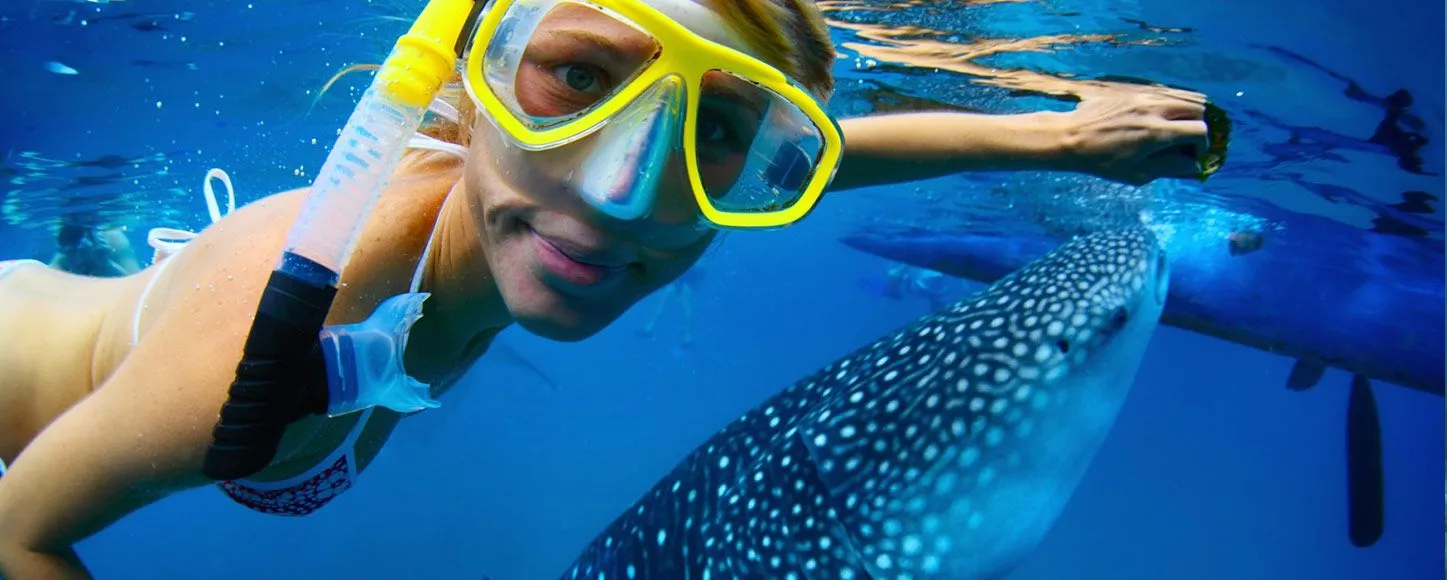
top-left (0, 251), bottom-right (249, 578)
top-left (101, 227), bottom-right (143, 276)
top-left (830, 91), bottom-right (1211, 191)
top-left (0, 193), bottom-right (313, 578)
top-left (0, 345), bottom-right (221, 578)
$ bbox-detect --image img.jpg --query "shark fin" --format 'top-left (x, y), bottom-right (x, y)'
top-left (1346, 374), bottom-right (1385, 548)
top-left (1286, 359), bottom-right (1327, 391)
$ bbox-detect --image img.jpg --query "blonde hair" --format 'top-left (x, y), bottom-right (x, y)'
top-left (709, 0), bottom-right (835, 98)
top-left (326, 0), bottom-right (836, 165)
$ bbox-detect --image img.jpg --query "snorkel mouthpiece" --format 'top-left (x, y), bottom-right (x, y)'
top-left (203, 0), bottom-right (474, 481)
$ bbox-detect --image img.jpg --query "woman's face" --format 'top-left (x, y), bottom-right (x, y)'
top-left (462, 1), bottom-right (757, 342)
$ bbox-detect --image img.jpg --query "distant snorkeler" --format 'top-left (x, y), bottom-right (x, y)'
top-left (1227, 230), bottom-right (1266, 256)
top-left (637, 263), bottom-right (706, 351)
top-left (859, 263), bottom-right (958, 311)
top-left (48, 213), bottom-right (142, 278)
top-left (1361, 88), bottom-right (1433, 176)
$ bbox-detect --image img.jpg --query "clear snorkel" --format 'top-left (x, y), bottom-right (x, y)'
top-left (284, 0), bottom-right (473, 285)
top-left (202, 0), bottom-right (481, 481)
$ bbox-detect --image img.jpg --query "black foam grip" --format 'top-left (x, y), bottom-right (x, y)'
top-left (201, 268), bottom-right (338, 481)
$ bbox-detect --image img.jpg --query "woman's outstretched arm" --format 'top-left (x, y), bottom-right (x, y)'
top-left (831, 91), bottom-right (1211, 190)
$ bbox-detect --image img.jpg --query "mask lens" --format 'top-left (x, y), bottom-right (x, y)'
top-left (481, 0), bottom-right (662, 134)
top-left (693, 70), bottom-right (824, 217)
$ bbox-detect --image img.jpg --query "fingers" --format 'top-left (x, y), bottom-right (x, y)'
top-left (1157, 97), bottom-right (1206, 121)
top-left (1150, 85), bottom-right (1208, 105)
top-left (1080, 89), bottom-right (1209, 125)
top-left (1164, 120), bottom-right (1210, 153)
top-left (1144, 143), bottom-right (1207, 180)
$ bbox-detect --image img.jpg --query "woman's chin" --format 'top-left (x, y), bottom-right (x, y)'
top-left (487, 225), bottom-right (630, 341)
top-left (506, 291), bottom-right (616, 342)
top-left (494, 259), bottom-right (618, 343)
top-left (513, 314), bottom-right (603, 343)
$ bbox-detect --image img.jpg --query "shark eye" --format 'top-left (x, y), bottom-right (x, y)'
top-left (1056, 339), bottom-right (1070, 354)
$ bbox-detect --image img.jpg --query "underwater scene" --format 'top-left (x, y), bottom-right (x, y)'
top-left (0, 0), bottom-right (1441, 578)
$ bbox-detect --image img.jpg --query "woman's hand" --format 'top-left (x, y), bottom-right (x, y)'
top-left (1056, 90), bottom-right (1211, 186)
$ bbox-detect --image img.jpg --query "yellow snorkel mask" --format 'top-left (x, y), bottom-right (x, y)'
top-left (463, 0), bottom-right (844, 230)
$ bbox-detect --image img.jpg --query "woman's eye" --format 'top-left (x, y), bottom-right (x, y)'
top-left (555, 64), bottom-right (606, 95)
top-left (697, 115), bottom-right (732, 143)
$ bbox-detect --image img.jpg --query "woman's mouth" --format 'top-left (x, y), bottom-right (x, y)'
top-left (527, 226), bottom-right (629, 287)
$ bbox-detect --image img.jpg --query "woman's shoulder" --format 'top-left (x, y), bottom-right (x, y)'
top-left (148, 163), bottom-right (460, 320)
top-left (188, 160), bottom-right (458, 259)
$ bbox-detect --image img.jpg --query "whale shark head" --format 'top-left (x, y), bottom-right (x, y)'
top-left (797, 225), bottom-right (1169, 578)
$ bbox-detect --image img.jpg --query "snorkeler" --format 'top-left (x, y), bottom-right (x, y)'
top-left (35, 168), bottom-right (233, 279)
top-left (1227, 230), bottom-right (1266, 256)
top-left (860, 263), bottom-right (958, 311)
top-left (47, 215), bottom-right (142, 278)
top-left (0, 0), bottom-right (1213, 575)
top-left (637, 263), bottom-right (705, 350)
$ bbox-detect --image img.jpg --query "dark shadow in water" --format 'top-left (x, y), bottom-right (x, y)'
top-left (1261, 46), bottom-right (1435, 176)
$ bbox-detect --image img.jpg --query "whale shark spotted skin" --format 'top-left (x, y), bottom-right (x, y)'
top-left (556, 227), bottom-right (1169, 580)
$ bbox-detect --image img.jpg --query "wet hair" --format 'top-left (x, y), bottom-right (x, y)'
top-left (56, 211), bottom-right (104, 250)
top-left (324, 0), bottom-right (836, 165)
top-left (56, 223), bottom-right (89, 249)
top-left (708, 0), bottom-right (835, 99)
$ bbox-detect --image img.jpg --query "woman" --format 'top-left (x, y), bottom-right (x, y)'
top-left (0, 0), bottom-right (1209, 576)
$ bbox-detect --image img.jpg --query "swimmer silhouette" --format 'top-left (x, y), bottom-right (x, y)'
top-left (1265, 46), bottom-right (1435, 176)
top-left (637, 265), bottom-right (706, 354)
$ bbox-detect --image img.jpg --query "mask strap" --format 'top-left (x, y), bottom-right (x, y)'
top-left (408, 133), bottom-right (469, 159)
top-left (454, 0), bottom-right (491, 56)
top-left (427, 98), bottom-right (461, 124)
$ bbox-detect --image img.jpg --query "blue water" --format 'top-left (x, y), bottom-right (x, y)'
top-left (0, 0), bottom-right (1441, 578)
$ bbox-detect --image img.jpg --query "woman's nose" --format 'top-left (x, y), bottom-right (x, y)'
top-left (573, 77), bottom-right (687, 222)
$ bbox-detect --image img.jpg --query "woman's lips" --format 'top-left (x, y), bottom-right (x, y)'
top-left (528, 227), bottom-right (627, 287)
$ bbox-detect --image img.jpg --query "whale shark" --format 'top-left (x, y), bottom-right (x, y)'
top-left (545, 227), bottom-right (1168, 579)
top-left (840, 220), bottom-right (1443, 548)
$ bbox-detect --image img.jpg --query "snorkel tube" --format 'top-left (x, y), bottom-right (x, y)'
top-left (202, 0), bottom-right (478, 481)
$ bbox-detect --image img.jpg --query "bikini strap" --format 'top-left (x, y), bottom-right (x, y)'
top-left (343, 408), bottom-right (375, 446)
top-left (338, 407), bottom-right (375, 480)
top-left (131, 253), bottom-right (179, 347)
top-left (408, 181), bottom-right (460, 294)
top-left (406, 95), bottom-right (468, 293)
top-left (407, 133), bottom-right (469, 159)
top-left (132, 169), bottom-right (236, 347)
top-left (406, 95), bottom-right (469, 159)
top-left (146, 168), bottom-right (235, 263)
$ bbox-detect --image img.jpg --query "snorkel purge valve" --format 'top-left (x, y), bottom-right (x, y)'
top-left (201, 0), bottom-right (478, 481)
